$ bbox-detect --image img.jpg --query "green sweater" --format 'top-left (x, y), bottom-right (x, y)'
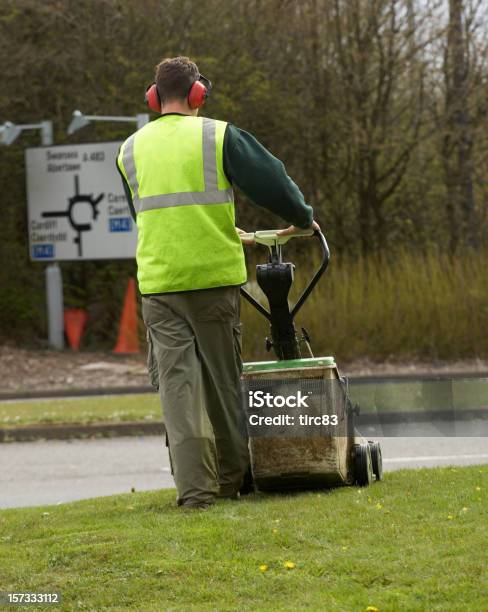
top-left (116, 116), bottom-right (313, 229)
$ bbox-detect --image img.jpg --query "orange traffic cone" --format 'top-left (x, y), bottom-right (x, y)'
top-left (113, 277), bottom-right (140, 354)
top-left (64, 308), bottom-right (88, 350)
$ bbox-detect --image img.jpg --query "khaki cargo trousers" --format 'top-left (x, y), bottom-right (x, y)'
top-left (142, 286), bottom-right (250, 506)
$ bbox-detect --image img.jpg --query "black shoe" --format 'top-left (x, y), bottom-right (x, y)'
top-left (179, 500), bottom-right (214, 511)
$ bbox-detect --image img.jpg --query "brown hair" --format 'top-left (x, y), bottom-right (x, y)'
top-left (155, 56), bottom-right (199, 102)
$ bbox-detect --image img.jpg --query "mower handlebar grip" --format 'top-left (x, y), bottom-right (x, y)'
top-left (238, 228), bottom-right (315, 246)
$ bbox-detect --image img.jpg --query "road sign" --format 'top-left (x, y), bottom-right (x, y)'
top-left (25, 142), bottom-right (136, 261)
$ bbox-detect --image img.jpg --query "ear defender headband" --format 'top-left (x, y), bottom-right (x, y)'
top-left (145, 74), bottom-right (212, 113)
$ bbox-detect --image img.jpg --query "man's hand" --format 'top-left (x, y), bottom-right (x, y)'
top-left (276, 220), bottom-right (321, 236)
top-left (236, 227), bottom-right (255, 246)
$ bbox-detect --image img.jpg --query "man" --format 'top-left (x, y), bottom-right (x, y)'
top-left (117, 56), bottom-right (319, 509)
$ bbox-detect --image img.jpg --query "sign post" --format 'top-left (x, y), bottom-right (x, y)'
top-left (46, 263), bottom-right (64, 350)
top-left (37, 124), bottom-right (64, 350)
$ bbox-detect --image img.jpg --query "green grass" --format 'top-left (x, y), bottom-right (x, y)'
top-left (1, 466), bottom-right (487, 610)
top-left (0, 394), bottom-right (160, 428)
top-left (241, 248), bottom-right (488, 362)
top-left (349, 379), bottom-right (488, 413)
top-left (2, 377), bottom-right (487, 430)
top-left (0, 387), bottom-right (437, 430)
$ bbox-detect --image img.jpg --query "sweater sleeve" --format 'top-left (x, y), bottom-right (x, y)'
top-left (223, 124), bottom-right (313, 229)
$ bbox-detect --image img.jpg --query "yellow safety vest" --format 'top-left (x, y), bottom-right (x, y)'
top-left (118, 115), bottom-right (246, 294)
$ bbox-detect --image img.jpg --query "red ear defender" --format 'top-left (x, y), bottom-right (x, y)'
top-left (188, 80), bottom-right (207, 109)
top-left (145, 83), bottom-right (161, 113)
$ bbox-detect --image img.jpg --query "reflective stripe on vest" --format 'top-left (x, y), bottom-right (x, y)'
top-left (122, 117), bottom-right (233, 213)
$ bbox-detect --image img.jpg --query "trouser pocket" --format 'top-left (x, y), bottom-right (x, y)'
top-left (165, 431), bottom-right (174, 475)
top-left (233, 322), bottom-right (243, 374)
top-left (146, 329), bottom-right (159, 390)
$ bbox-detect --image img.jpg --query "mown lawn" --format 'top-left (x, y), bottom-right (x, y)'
top-left (1, 466), bottom-right (487, 611)
top-left (0, 394), bottom-right (160, 428)
top-left (1, 377), bottom-right (486, 430)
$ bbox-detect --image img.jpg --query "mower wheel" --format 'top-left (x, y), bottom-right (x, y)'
top-left (368, 441), bottom-right (383, 481)
top-left (354, 444), bottom-right (373, 487)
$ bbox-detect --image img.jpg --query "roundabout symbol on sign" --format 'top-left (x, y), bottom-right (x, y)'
top-left (42, 175), bottom-right (104, 257)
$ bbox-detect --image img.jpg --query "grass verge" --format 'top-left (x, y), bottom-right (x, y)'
top-left (1, 466), bottom-right (487, 610)
top-left (0, 394), bottom-right (160, 428)
top-left (2, 378), bottom-right (487, 430)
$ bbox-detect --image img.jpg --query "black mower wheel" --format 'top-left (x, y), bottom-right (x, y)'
top-left (354, 444), bottom-right (373, 487)
top-left (368, 441), bottom-right (383, 481)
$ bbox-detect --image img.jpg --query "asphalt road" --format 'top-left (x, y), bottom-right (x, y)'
top-left (1, 433), bottom-right (488, 509)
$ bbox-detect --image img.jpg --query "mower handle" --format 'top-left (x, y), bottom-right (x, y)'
top-left (239, 229), bottom-right (330, 320)
top-left (239, 228), bottom-right (314, 246)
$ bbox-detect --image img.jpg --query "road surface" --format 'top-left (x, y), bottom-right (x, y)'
top-left (1, 433), bottom-right (487, 509)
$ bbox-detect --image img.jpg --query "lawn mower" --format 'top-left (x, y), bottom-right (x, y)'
top-left (239, 229), bottom-right (382, 490)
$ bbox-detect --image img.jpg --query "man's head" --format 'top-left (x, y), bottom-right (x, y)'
top-left (155, 56), bottom-right (200, 114)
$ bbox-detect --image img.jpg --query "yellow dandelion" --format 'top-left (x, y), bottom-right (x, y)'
top-left (366, 606), bottom-right (379, 612)
top-left (447, 514), bottom-right (454, 520)
top-left (284, 561), bottom-right (296, 570)
top-left (342, 546), bottom-right (348, 551)
top-left (475, 486), bottom-right (481, 491)
top-left (375, 503), bottom-right (382, 510)
top-left (259, 564), bottom-right (268, 572)
top-left (462, 507), bottom-right (468, 512)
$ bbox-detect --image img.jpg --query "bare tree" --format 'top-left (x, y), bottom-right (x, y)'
top-left (442, 0), bottom-right (477, 249)
top-left (330, 0), bottom-right (427, 253)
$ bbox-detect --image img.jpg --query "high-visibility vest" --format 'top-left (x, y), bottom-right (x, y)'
top-left (117, 115), bottom-right (247, 294)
